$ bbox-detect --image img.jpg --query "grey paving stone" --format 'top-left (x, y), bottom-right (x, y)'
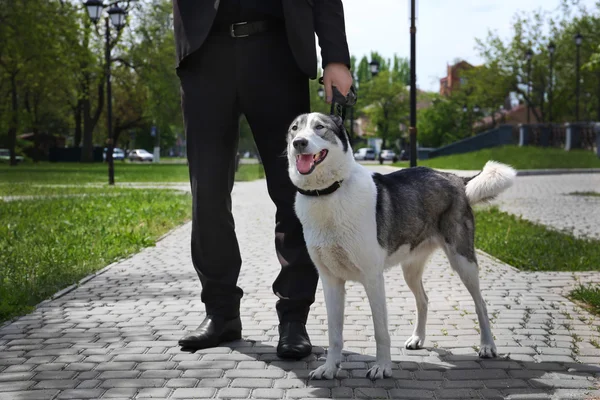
top-left (164, 378), bottom-right (198, 388)
top-left (217, 388), bottom-right (251, 398)
top-left (33, 380), bottom-right (79, 390)
top-left (388, 388), bottom-right (435, 399)
top-left (0, 390), bottom-right (60, 400)
top-left (56, 389), bottom-right (105, 399)
top-left (102, 387), bottom-right (138, 398)
top-left (251, 388), bottom-right (285, 398)
top-left (170, 388), bottom-right (216, 398)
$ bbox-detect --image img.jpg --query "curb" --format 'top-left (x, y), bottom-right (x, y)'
top-left (381, 165), bottom-right (600, 176)
top-left (514, 168), bottom-right (600, 176)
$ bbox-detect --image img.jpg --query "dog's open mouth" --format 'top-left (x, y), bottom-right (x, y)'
top-left (296, 149), bottom-right (328, 175)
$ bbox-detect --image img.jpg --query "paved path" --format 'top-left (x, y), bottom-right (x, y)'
top-left (1, 176), bottom-right (600, 400)
top-left (373, 166), bottom-right (600, 240)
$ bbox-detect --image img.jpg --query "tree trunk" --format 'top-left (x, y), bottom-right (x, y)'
top-left (9, 74), bottom-right (18, 166)
top-left (74, 100), bottom-right (83, 147)
top-left (81, 98), bottom-right (94, 162)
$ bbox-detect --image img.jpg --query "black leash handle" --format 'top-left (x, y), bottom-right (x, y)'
top-left (318, 77), bottom-right (357, 122)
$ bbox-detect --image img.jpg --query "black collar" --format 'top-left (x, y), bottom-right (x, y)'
top-left (296, 180), bottom-right (343, 197)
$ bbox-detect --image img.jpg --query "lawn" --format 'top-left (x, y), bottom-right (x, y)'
top-left (0, 162), bottom-right (265, 185)
top-left (393, 146), bottom-right (600, 170)
top-left (474, 206), bottom-right (600, 272)
top-left (0, 188), bottom-right (193, 324)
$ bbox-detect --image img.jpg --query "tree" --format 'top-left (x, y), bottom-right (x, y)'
top-left (360, 70), bottom-right (409, 149)
top-left (417, 97), bottom-right (464, 148)
top-left (471, 0), bottom-right (600, 124)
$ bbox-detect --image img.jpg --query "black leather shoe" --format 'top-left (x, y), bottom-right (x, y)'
top-left (178, 315), bottom-right (242, 349)
top-left (277, 321), bottom-right (312, 359)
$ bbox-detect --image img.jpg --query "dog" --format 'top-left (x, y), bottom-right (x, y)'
top-left (286, 112), bottom-right (517, 380)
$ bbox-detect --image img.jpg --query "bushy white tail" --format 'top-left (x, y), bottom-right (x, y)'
top-left (465, 160), bottom-right (517, 205)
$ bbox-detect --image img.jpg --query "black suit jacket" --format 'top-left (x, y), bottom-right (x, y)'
top-left (172, 0), bottom-right (351, 79)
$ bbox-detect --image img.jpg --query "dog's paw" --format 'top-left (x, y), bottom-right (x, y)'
top-left (404, 334), bottom-right (425, 350)
top-left (309, 363), bottom-right (339, 380)
top-left (366, 362), bottom-right (393, 380)
top-left (478, 343), bottom-right (498, 358)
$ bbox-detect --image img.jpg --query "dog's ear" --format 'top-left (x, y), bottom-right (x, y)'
top-left (328, 114), bottom-right (350, 152)
top-left (329, 115), bottom-right (344, 131)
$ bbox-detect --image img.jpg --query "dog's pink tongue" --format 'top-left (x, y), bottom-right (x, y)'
top-left (296, 154), bottom-right (314, 174)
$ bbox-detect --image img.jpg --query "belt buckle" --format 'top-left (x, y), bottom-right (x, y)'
top-left (230, 21), bottom-right (248, 38)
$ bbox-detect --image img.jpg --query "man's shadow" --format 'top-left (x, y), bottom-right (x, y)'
top-left (179, 338), bottom-right (600, 398)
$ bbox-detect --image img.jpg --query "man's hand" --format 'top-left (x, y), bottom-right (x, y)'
top-left (323, 63), bottom-right (353, 104)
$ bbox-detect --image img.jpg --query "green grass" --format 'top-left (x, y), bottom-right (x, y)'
top-left (0, 162), bottom-right (265, 185)
top-left (0, 184), bottom-right (137, 197)
top-left (393, 146), bottom-right (600, 170)
top-left (569, 191), bottom-right (600, 197)
top-left (570, 285), bottom-right (600, 315)
top-left (0, 188), bottom-right (192, 324)
top-left (474, 206), bottom-right (600, 272)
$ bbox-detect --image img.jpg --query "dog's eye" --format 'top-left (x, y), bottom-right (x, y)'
top-left (291, 126), bottom-right (298, 131)
top-left (315, 125), bottom-right (324, 130)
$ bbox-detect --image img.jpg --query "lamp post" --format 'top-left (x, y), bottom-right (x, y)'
top-left (84, 0), bottom-right (127, 186)
top-left (408, 0), bottom-right (417, 167)
top-left (369, 59), bottom-right (380, 78)
top-left (525, 48), bottom-right (533, 124)
top-left (317, 86), bottom-right (324, 99)
top-left (548, 42), bottom-right (555, 123)
top-left (574, 33), bottom-right (583, 122)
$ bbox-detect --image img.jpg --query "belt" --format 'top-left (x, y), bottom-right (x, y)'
top-left (210, 19), bottom-right (285, 38)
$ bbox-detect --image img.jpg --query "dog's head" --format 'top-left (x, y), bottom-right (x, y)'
top-left (286, 112), bottom-right (354, 190)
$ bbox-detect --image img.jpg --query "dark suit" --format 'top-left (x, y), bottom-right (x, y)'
top-left (173, 0), bottom-right (351, 78)
top-left (172, 0), bottom-right (350, 324)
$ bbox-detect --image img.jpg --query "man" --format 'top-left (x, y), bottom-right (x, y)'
top-left (172, 0), bottom-right (353, 359)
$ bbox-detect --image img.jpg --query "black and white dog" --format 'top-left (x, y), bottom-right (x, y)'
top-left (286, 112), bottom-right (516, 380)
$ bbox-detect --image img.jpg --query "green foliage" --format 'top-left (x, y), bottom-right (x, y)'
top-left (474, 206), bottom-right (600, 272)
top-left (0, 188), bottom-right (192, 323)
top-left (0, 0), bottom-right (184, 161)
top-left (471, 1), bottom-right (600, 123)
top-left (417, 97), bottom-right (464, 148)
top-left (393, 145), bottom-right (600, 170)
top-left (360, 70), bottom-right (409, 148)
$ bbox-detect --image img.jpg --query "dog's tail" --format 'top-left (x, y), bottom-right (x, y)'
top-left (463, 160), bottom-right (517, 205)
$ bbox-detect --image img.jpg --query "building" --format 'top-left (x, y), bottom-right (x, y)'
top-left (473, 103), bottom-right (542, 131)
top-left (439, 60), bottom-right (475, 97)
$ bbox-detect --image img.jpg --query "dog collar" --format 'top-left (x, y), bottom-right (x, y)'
top-left (296, 180), bottom-right (343, 197)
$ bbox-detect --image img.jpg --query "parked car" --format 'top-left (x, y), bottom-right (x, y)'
top-left (0, 148), bottom-right (24, 164)
top-left (353, 147), bottom-right (376, 161)
top-left (379, 149), bottom-right (398, 164)
top-left (103, 147), bottom-right (126, 161)
top-left (128, 149), bottom-right (154, 162)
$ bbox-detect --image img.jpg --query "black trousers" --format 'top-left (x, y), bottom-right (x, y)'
top-left (176, 27), bottom-right (319, 324)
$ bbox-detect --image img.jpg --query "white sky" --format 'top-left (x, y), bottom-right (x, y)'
top-left (322, 0), bottom-right (597, 92)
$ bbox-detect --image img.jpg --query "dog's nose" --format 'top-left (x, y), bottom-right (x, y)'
top-left (293, 138), bottom-right (308, 151)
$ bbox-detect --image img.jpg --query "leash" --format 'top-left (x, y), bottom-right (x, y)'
top-left (318, 77), bottom-right (357, 123)
top-left (294, 78), bottom-right (358, 197)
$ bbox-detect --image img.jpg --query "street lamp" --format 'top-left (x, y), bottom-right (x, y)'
top-left (574, 33), bottom-right (583, 121)
top-left (548, 42), bottom-right (555, 123)
top-left (525, 48), bottom-right (533, 124)
top-left (408, 0), bottom-right (417, 168)
top-left (84, 0), bottom-right (127, 185)
top-left (317, 86), bottom-right (324, 99)
top-left (473, 104), bottom-right (480, 113)
top-left (369, 59), bottom-right (380, 77)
